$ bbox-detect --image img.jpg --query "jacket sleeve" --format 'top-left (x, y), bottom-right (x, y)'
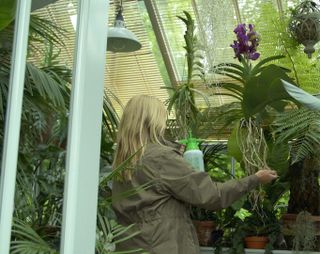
top-left (158, 149), bottom-right (260, 210)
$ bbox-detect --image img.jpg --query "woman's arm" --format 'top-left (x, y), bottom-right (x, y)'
top-left (159, 149), bottom-right (277, 210)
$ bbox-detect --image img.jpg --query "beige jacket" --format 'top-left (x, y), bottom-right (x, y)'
top-left (112, 143), bottom-right (259, 254)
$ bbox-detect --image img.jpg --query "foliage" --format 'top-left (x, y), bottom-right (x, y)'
top-left (96, 214), bottom-right (145, 254)
top-left (229, 200), bottom-right (281, 254)
top-left (292, 211), bottom-right (317, 251)
top-left (165, 10), bottom-right (208, 139)
top-left (202, 143), bottom-right (230, 178)
top-left (190, 207), bottom-right (217, 221)
top-left (11, 219), bottom-right (58, 254)
top-left (254, 2), bottom-right (320, 94)
top-left (0, 0), bottom-right (16, 31)
top-left (213, 56), bottom-right (294, 120)
top-left (273, 107), bottom-right (320, 163)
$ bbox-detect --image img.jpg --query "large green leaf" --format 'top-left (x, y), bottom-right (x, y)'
top-left (266, 140), bottom-right (289, 175)
top-left (281, 80), bottom-right (320, 111)
top-left (242, 65), bottom-right (295, 117)
top-left (227, 123), bottom-right (242, 162)
top-left (0, 0), bottom-right (16, 31)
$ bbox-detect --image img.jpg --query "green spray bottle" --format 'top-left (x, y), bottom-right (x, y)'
top-left (180, 131), bottom-right (204, 172)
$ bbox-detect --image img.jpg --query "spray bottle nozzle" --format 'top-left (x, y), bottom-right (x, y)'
top-left (179, 131), bottom-right (203, 151)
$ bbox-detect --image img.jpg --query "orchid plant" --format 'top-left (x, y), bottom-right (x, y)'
top-left (212, 24), bottom-right (295, 211)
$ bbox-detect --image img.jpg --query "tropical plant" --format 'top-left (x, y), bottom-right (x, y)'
top-left (96, 214), bottom-right (146, 254)
top-left (229, 199), bottom-right (281, 254)
top-left (212, 24), bottom-right (293, 166)
top-left (210, 24), bottom-right (296, 217)
top-left (164, 11), bottom-right (209, 139)
top-left (11, 218), bottom-right (58, 254)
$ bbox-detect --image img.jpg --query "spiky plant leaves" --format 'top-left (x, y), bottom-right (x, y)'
top-left (212, 53), bottom-right (280, 84)
top-left (11, 219), bottom-right (58, 254)
top-left (166, 11), bottom-right (207, 138)
top-left (26, 63), bottom-right (67, 109)
top-left (102, 90), bottom-right (120, 142)
top-left (96, 214), bottom-right (144, 254)
top-left (250, 55), bottom-right (285, 76)
top-left (28, 15), bottom-right (66, 54)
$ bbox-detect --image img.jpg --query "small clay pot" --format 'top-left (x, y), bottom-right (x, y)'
top-left (244, 236), bottom-right (269, 249)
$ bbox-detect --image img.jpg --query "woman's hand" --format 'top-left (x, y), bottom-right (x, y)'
top-left (255, 168), bottom-right (278, 184)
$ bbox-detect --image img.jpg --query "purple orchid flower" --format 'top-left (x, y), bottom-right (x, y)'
top-left (230, 23), bottom-right (260, 61)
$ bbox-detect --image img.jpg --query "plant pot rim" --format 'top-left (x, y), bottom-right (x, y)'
top-left (244, 236), bottom-right (269, 241)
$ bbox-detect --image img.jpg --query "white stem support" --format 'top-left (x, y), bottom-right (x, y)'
top-left (60, 0), bottom-right (109, 253)
top-left (0, 1), bottom-right (31, 253)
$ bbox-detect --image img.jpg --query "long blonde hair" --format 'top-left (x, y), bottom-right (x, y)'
top-left (112, 95), bottom-right (167, 179)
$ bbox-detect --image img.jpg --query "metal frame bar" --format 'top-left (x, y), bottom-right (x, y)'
top-left (232, 0), bottom-right (242, 24)
top-left (0, 1), bottom-right (32, 253)
top-left (144, 0), bottom-right (179, 87)
top-left (60, 0), bottom-right (109, 253)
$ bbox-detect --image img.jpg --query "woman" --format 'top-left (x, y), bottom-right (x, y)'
top-left (112, 95), bottom-right (277, 254)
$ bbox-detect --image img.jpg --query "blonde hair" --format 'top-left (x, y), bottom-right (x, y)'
top-left (112, 95), bottom-right (167, 180)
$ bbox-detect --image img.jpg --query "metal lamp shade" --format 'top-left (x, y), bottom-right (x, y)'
top-left (107, 27), bottom-right (141, 52)
top-left (107, 15), bottom-right (141, 52)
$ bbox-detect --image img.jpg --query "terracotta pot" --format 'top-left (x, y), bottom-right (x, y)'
top-left (244, 236), bottom-right (269, 249)
top-left (193, 220), bottom-right (216, 246)
top-left (281, 213), bottom-right (320, 236)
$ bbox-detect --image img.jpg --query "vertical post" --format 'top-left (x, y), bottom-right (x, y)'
top-left (231, 157), bottom-right (236, 177)
top-left (232, 0), bottom-right (242, 24)
top-left (0, 1), bottom-right (31, 253)
top-left (60, 0), bottom-right (109, 253)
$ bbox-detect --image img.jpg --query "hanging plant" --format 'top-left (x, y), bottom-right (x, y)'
top-left (212, 23), bottom-right (294, 212)
top-left (289, 0), bottom-right (320, 58)
top-left (165, 11), bottom-right (209, 139)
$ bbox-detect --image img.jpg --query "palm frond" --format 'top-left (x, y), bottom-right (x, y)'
top-left (28, 15), bottom-right (67, 54)
top-left (11, 219), bottom-right (57, 254)
top-left (26, 63), bottom-right (67, 109)
top-left (96, 214), bottom-right (144, 254)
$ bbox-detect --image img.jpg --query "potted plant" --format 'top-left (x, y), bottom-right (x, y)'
top-left (229, 199), bottom-right (281, 254)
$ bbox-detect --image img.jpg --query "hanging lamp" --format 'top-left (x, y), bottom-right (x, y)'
top-left (107, 1), bottom-right (141, 52)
